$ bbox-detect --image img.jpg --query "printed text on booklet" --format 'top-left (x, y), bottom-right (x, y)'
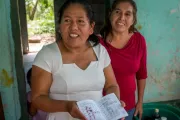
top-left (77, 93), bottom-right (128, 120)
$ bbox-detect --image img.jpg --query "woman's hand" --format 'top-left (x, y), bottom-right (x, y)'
top-left (67, 101), bottom-right (87, 120)
top-left (120, 100), bottom-right (126, 107)
top-left (134, 102), bottom-right (143, 120)
top-left (28, 101), bottom-right (37, 116)
top-left (67, 100), bottom-right (125, 120)
top-left (120, 100), bottom-right (126, 120)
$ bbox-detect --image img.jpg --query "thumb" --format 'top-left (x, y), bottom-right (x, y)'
top-left (79, 112), bottom-right (87, 120)
top-left (134, 109), bottom-right (138, 116)
top-left (120, 101), bottom-right (126, 107)
top-left (76, 107), bottom-right (87, 120)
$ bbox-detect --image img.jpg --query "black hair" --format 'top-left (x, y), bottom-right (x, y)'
top-left (100, 0), bottom-right (138, 41)
top-left (27, 68), bottom-right (32, 87)
top-left (57, 0), bottom-right (99, 46)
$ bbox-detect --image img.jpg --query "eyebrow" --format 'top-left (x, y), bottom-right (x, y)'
top-left (126, 11), bottom-right (132, 14)
top-left (114, 8), bottom-right (120, 11)
top-left (114, 8), bottom-right (132, 13)
top-left (63, 15), bottom-right (70, 18)
top-left (63, 15), bottom-right (85, 19)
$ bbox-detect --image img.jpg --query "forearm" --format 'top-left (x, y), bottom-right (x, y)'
top-left (29, 105), bottom-right (37, 116)
top-left (27, 101), bottom-right (37, 116)
top-left (104, 85), bottom-right (120, 100)
top-left (137, 79), bottom-right (146, 103)
top-left (32, 95), bottom-right (72, 113)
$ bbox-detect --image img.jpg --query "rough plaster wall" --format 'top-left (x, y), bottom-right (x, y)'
top-left (136, 0), bottom-right (180, 102)
top-left (0, 0), bottom-right (21, 119)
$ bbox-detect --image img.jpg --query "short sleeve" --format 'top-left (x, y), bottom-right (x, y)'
top-left (136, 35), bottom-right (147, 80)
top-left (101, 45), bottom-right (111, 68)
top-left (33, 47), bottom-right (52, 73)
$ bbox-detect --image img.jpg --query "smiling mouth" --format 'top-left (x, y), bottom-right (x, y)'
top-left (69, 34), bottom-right (79, 38)
top-left (117, 22), bottom-right (125, 26)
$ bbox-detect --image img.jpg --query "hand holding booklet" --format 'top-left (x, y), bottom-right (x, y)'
top-left (77, 93), bottom-right (128, 120)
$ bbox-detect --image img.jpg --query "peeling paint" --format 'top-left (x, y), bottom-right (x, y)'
top-left (175, 47), bottom-right (180, 52)
top-left (170, 9), bottom-right (177, 14)
top-left (146, 51), bottom-right (180, 102)
top-left (151, 50), bottom-right (159, 56)
top-left (3, 104), bottom-right (8, 109)
top-left (0, 69), bottom-right (13, 87)
top-left (172, 28), bottom-right (176, 31)
top-left (137, 24), bottom-right (142, 30)
top-left (177, 16), bottom-right (180, 20)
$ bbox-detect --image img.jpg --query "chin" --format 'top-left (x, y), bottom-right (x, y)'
top-left (116, 29), bottom-right (126, 33)
top-left (68, 43), bottom-right (81, 48)
top-left (113, 27), bottom-right (126, 33)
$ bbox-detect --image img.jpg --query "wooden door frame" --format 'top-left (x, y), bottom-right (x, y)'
top-left (10, 0), bottom-right (29, 119)
top-left (18, 0), bottom-right (29, 54)
top-left (0, 93), bottom-right (5, 120)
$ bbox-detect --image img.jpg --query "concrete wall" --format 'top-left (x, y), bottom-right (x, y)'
top-left (136, 0), bottom-right (180, 102)
top-left (0, 0), bottom-right (28, 119)
top-left (0, 0), bottom-right (21, 119)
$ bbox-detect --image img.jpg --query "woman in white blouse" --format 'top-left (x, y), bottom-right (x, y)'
top-left (31, 0), bottom-right (125, 120)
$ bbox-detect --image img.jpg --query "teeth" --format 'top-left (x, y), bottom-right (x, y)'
top-left (118, 23), bottom-right (124, 25)
top-left (70, 34), bottom-right (78, 38)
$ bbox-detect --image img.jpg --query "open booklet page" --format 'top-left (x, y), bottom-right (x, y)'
top-left (77, 93), bottom-right (128, 120)
top-left (97, 93), bottom-right (128, 120)
top-left (77, 99), bottom-right (106, 120)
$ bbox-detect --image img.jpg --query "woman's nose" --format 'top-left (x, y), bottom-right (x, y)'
top-left (70, 21), bottom-right (78, 30)
top-left (118, 13), bottom-right (125, 21)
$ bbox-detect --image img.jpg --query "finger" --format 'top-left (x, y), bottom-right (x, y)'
top-left (79, 112), bottom-right (87, 120)
top-left (75, 107), bottom-right (87, 120)
top-left (134, 109), bottom-right (138, 116)
top-left (139, 112), bottom-right (142, 120)
top-left (121, 117), bottom-right (125, 120)
top-left (73, 111), bottom-right (87, 120)
top-left (71, 103), bottom-right (87, 120)
top-left (120, 101), bottom-right (126, 107)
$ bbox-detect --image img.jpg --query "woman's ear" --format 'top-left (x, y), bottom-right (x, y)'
top-left (108, 10), bottom-right (113, 21)
top-left (90, 22), bottom-right (95, 34)
top-left (132, 18), bottom-right (136, 26)
top-left (58, 29), bottom-right (61, 33)
top-left (132, 14), bottom-right (136, 25)
top-left (109, 11), bottom-right (111, 16)
top-left (108, 9), bottom-right (113, 16)
top-left (58, 24), bottom-right (61, 33)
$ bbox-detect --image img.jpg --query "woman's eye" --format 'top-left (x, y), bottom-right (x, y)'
top-left (78, 20), bottom-right (85, 23)
top-left (78, 20), bottom-right (86, 25)
top-left (64, 19), bottom-right (70, 23)
top-left (125, 13), bottom-right (131, 16)
top-left (115, 10), bottom-right (120, 14)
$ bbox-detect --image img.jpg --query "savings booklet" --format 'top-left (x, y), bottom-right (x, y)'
top-left (77, 93), bottom-right (128, 120)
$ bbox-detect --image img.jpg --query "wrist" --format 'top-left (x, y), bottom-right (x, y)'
top-left (66, 101), bottom-right (72, 113)
top-left (137, 100), bottom-right (143, 104)
top-left (66, 101), bottom-right (76, 113)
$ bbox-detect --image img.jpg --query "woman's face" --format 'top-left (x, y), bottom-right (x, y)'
top-left (59, 4), bottom-right (94, 48)
top-left (110, 2), bottom-right (134, 34)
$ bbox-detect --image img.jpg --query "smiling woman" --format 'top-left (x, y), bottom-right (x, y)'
top-left (58, 3), bottom-right (95, 51)
top-left (100, 0), bottom-right (147, 120)
top-left (30, 0), bottom-right (125, 120)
